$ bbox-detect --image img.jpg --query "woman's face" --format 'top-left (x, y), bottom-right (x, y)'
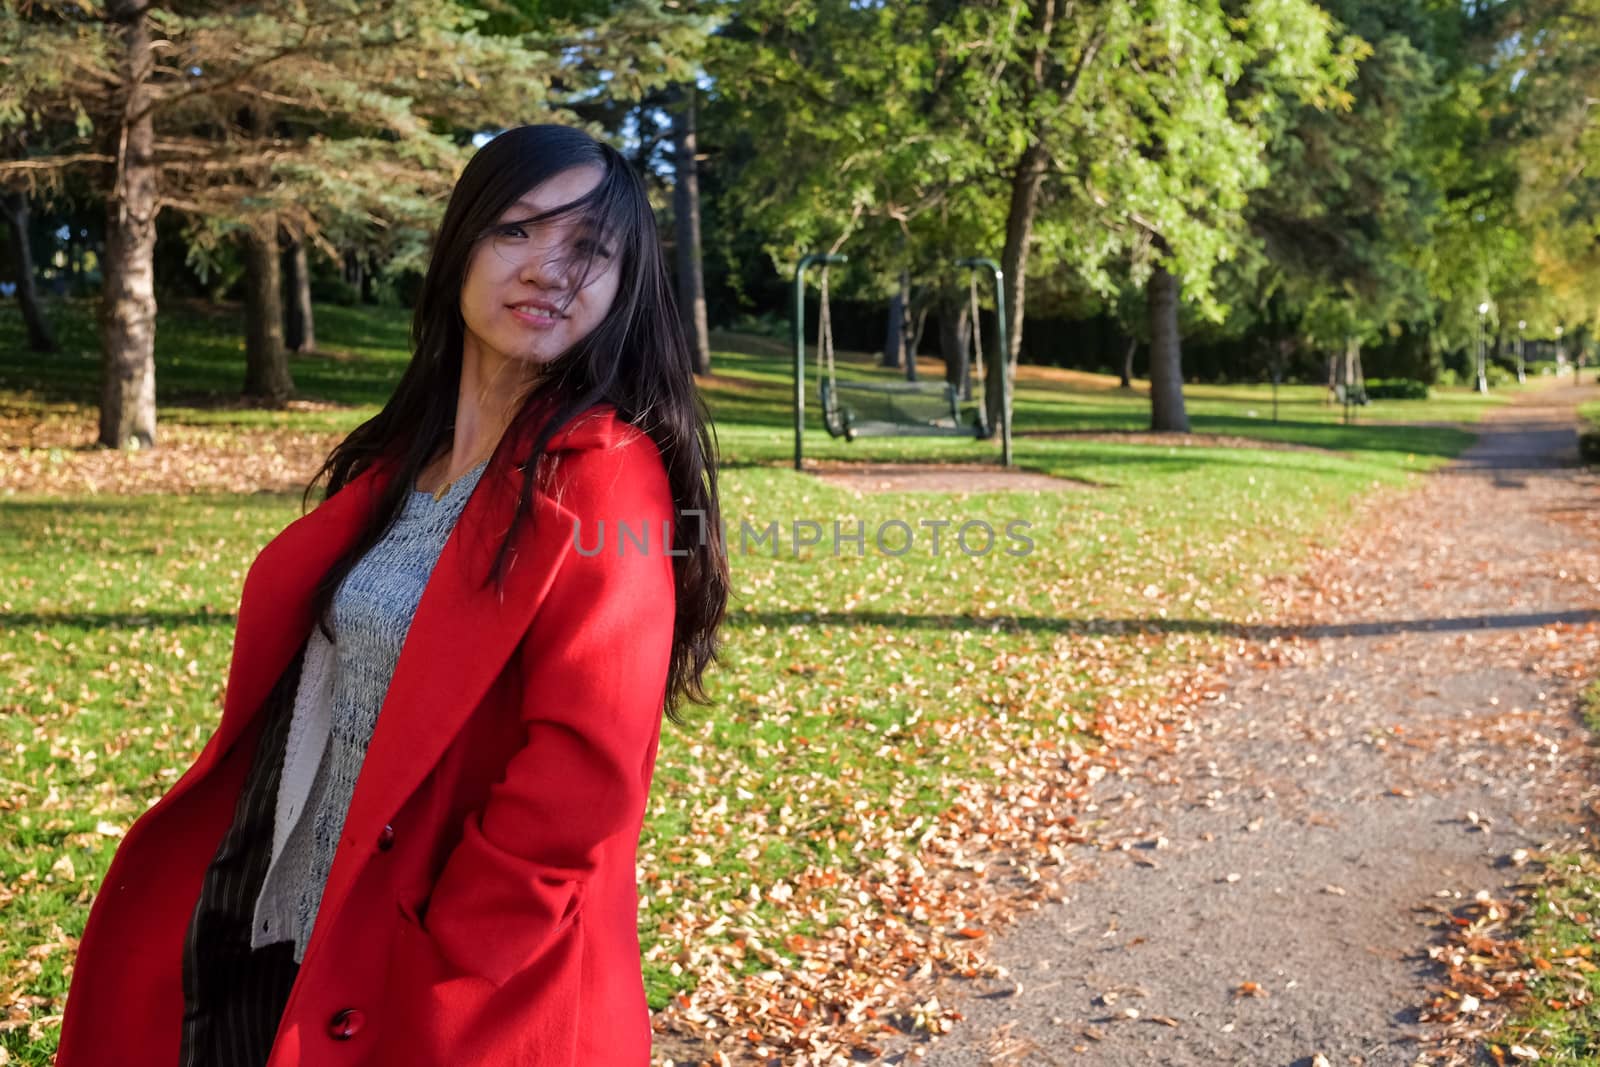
top-left (458, 164), bottom-right (621, 375)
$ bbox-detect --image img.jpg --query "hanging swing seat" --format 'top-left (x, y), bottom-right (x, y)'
top-left (813, 263), bottom-right (992, 443)
top-left (819, 379), bottom-right (989, 440)
top-left (792, 251), bottom-right (1013, 470)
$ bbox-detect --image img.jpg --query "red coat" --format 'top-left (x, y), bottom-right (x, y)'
top-left (56, 406), bottom-right (677, 1066)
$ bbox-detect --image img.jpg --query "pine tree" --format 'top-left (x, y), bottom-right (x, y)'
top-left (0, 0), bottom-right (704, 443)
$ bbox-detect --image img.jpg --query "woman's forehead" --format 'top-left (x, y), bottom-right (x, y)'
top-left (503, 164), bottom-right (606, 219)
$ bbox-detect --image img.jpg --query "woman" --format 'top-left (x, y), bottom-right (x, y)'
top-left (55, 124), bottom-right (729, 1066)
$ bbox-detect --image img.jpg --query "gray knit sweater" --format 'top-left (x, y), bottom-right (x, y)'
top-left (251, 460), bottom-right (487, 962)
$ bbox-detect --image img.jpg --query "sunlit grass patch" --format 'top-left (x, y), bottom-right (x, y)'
top-left (1469, 683), bottom-right (1600, 1066)
top-left (1480, 850), bottom-right (1600, 1066)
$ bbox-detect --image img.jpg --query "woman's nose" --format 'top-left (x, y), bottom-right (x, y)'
top-left (519, 249), bottom-right (571, 291)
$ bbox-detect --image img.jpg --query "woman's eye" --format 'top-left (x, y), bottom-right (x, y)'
top-left (575, 238), bottom-right (612, 259)
top-left (495, 224), bottom-right (529, 240)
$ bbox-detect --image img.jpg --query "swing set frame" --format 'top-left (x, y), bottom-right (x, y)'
top-left (791, 252), bottom-right (1014, 471)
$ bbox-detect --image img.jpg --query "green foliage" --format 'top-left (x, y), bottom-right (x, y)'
top-left (1076, 0), bottom-right (1361, 318)
top-left (1498, 0), bottom-right (1600, 335)
top-left (0, 0), bottom-right (708, 264)
top-left (706, 0), bottom-right (1357, 332)
top-left (705, 0), bottom-right (1004, 291)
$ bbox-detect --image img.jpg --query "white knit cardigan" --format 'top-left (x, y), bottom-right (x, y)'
top-left (249, 626), bottom-right (337, 958)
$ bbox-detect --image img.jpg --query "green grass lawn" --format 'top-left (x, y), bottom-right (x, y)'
top-left (0, 299), bottom-right (1530, 1062)
top-left (1475, 683), bottom-right (1600, 1065)
top-left (1485, 854), bottom-right (1600, 1064)
top-left (1579, 402), bottom-right (1600, 466)
top-left (1579, 401), bottom-right (1600, 431)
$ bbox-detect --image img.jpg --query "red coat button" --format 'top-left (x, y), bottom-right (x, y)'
top-left (377, 824), bottom-right (396, 851)
top-left (327, 1008), bottom-right (365, 1040)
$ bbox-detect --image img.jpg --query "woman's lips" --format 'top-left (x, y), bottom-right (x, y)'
top-left (508, 304), bottom-right (562, 327)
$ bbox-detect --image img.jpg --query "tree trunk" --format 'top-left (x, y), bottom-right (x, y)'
top-left (671, 84), bottom-right (711, 375)
top-left (1, 191), bottom-right (57, 353)
top-left (964, 304), bottom-right (983, 402)
top-left (994, 143), bottom-right (1046, 433)
top-left (881, 269), bottom-right (909, 369)
top-left (283, 233), bottom-right (315, 353)
top-left (1120, 336), bottom-right (1137, 389)
top-left (1001, 142), bottom-right (1046, 374)
top-left (1147, 264), bottom-right (1189, 432)
top-left (906, 295), bottom-right (929, 382)
top-left (98, 0), bottom-right (159, 449)
top-left (69, 227), bottom-right (84, 287)
top-left (242, 224), bottom-right (293, 404)
top-left (345, 250), bottom-right (366, 302)
top-left (937, 289), bottom-right (971, 394)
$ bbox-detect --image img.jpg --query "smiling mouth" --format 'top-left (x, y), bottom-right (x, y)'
top-left (508, 303), bottom-right (566, 323)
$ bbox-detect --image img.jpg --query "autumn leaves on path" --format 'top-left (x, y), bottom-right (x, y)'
top-left (917, 384), bottom-right (1600, 1067)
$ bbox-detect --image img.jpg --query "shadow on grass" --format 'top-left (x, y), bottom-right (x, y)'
top-left (2, 610), bottom-right (237, 628)
top-left (0, 494), bottom-right (299, 516)
top-left (6, 606), bottom-right (1593, 641)
top-left (728, 607), bottom-right (1600, 641)
top-left (1019, 415), bottom-right (1477, 459)
top-left (723, 446), bottom-right (1402, 485)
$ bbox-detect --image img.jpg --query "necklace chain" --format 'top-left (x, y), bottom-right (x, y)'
top-left (429, 445), bottom-right (494, 502)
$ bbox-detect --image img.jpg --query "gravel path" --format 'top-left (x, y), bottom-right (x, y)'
top-left (915, 382), bottom-right (1600, 1067)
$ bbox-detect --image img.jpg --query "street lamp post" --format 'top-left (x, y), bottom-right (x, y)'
top-left (1517, 320), bottom-right (1526, 384)
top-left (1475, 302), bottom-right (1490, 394)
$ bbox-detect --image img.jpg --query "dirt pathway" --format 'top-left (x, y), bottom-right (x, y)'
top-left (914, 382), bottom-right (1600, 1067)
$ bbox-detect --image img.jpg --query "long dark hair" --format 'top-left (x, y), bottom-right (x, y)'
top-left (306, 124), bottom-right (728, 722)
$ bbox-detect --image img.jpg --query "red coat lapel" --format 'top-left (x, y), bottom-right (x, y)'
top-left (221, 403), bottom-right (617, 770)
top-left (316, 456), bottom-right (572, 914)
top-left (303, 406), bottom-right (626, 936)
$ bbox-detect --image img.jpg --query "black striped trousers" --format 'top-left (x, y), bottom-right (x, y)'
top-left (179, 647), bottom-right (304, 1067)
